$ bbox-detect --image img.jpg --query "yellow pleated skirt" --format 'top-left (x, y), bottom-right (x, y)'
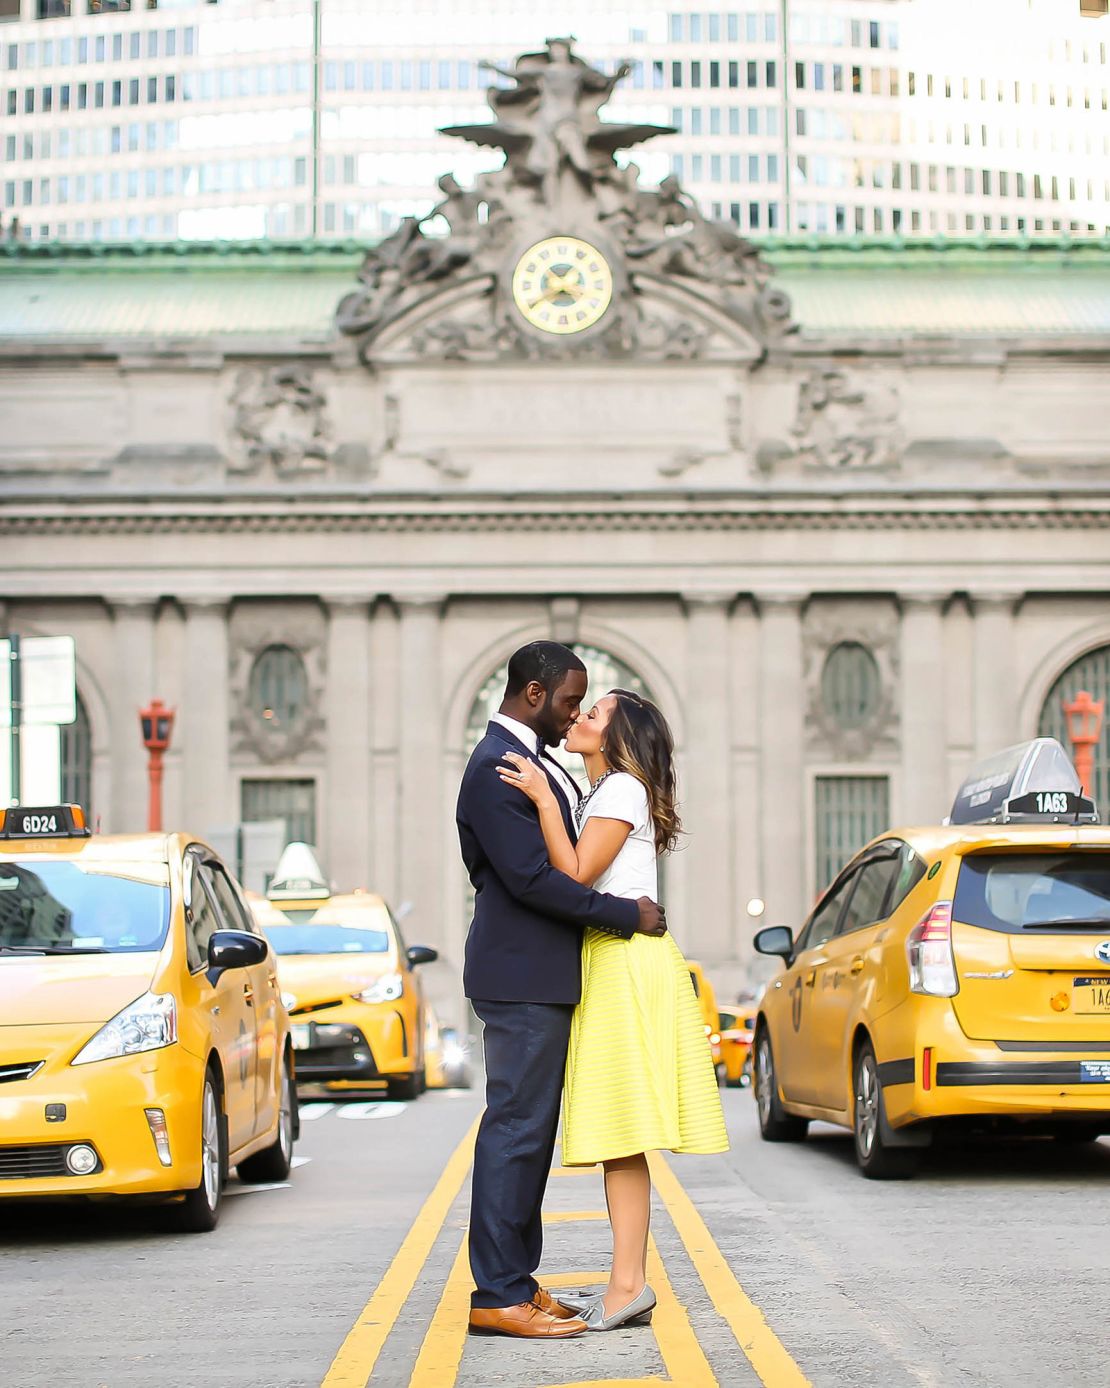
top-left (561, 928), bottom-right (730, 1167)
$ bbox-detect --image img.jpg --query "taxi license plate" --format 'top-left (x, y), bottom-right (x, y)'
top-left (1072, 977), bottom-right (1110, 1016)
top-left (290, 1024), bottom-right (312, 1051)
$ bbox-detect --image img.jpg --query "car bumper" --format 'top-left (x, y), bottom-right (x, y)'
top-left (0, 1043), bottom-right (205, 1199)
top-left (288, 1003), bottom-right (417, 1083)
top-left (881, 1008), bottom-right (1110, 1126)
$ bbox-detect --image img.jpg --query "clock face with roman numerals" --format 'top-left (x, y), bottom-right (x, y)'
top-left (510, 236), bottom-right (614, 335)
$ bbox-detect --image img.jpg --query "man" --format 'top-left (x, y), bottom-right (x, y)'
top-left (457, 641), bottom-right (666, 1339)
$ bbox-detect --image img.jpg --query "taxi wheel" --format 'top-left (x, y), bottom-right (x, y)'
top-left (754, 1030), bottom-right (809, 1143)
top-left (167, 1069), bottom-right (226, 1233)
top-left (387, 1072), bottom-right (421, 1101)
top-left (853, 1041), bottom-right (918, 1180)
top-left (237, 1053), bottom-right (297, 1183)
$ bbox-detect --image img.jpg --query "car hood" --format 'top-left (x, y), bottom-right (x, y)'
top-left (0, 954), bottom-right (159, 1025)
top-left (275, 953), bottom-right (399, 1007)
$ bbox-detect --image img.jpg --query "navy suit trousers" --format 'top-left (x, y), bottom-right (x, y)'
top-left (468, 998), bottom-right (574, 1309)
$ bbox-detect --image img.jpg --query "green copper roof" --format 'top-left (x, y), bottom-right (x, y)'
top-left (1, 237), bottom-right (1108, 343)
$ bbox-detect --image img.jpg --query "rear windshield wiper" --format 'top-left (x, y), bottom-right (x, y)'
top-left (0, 944), bottom-right (110, 954)
top-left (1023, 919), bottom-right (1110, 930)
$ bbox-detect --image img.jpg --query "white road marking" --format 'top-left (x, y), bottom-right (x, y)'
top-left (298, 1102), bottom-right (335, 1121)
top-left (225, 1181), bottom-right (291, 1197)
top-left (334, 1101), bottom-right (408, 1121)
top-left (291, 1156), bottom-right (312, 1169)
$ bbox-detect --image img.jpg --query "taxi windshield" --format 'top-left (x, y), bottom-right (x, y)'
top-left (955, 852), bottom-right (1110, 933)
top-left (263, 923), bottom-right (391, 956)
top-left (0, 860), bottom-right (170, 954)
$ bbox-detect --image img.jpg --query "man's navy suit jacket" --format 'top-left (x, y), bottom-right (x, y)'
top-left (458, 721), bottom-right (640, 1005)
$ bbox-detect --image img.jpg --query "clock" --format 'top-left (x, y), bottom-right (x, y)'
top-left (510, 235), bottom-right (614, 335)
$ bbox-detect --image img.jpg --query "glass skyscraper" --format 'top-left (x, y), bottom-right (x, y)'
top-left (1, 0), bottom-right (1107, 243)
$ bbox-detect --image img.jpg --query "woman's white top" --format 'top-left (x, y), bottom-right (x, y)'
top-left (579, 772), bottom-right (658, 900)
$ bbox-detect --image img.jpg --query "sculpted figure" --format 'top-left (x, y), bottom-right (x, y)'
top-left (443, 38), bottom-right (668, 209)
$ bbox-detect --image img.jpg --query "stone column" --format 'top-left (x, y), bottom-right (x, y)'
top-left (899, 594), bottom-right (948, 824)
top-left (756, 595), bottom-right (806, 932)
top-left (943, 595), bottom-right (975, 798)
top-left (971, 593), bottom-right (1019, 759)
top-left (324, 597), bottom-right (373, 891)
top-left (682, 593), bottom-right (734, 964)
top-left (730, 597), bottom-right (761, 976)
top-left (181, 598), bottom-right (231, 838)
top-left (396, 595), bottom-right (446, 951)
top-left (110, 598), bottom-right (158, 834)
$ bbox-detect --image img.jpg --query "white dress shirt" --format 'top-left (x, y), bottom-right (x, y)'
top-left (491, 712), bottom-right (581, 812)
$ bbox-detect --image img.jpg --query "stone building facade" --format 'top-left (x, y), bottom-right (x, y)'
top-left (2, 45), bottom-right (1110, 1016)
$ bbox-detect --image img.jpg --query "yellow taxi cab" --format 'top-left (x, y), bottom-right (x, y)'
top-left (247, 844), bottom-right (438, 1101)
top-left (0, 804), bottom-right (296, 1231)
top-left (687, 959), bottom-right (723, 1068)
top-left (753, 740), bottom-right (1110, 1178)
top-left (716, 1009), bottom-right (755, 1088)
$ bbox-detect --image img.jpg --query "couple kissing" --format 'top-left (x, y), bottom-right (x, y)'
top-left (456, 641), bottom-right (728, 1339)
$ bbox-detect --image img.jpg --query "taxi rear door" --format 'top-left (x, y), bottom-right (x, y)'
top-left (182, 850), bottom-right (257, 1152)
top-left (776, 871), bottom-right (857, 1105)
top-left (202, 860), bottom-right (280, 1137)
top-left (807, 847), bottom-right (902, 1110)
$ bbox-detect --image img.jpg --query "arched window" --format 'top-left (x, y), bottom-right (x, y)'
top-left (1038, 644), bottom-right (1110, 817)
top-left (60, 692), bottom-right (92, 816)
top-left (821, 641), bottom-right (881, 730)
top-left (248, 645), bottom-right (308, 730)
top-left (466, 643), bottom-right (650, 788)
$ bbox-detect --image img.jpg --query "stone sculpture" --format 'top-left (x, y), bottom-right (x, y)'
top-left (336, 36), bottom-right (794, 362)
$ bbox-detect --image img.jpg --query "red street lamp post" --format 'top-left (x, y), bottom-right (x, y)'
top-left (1062, 689), bottom-right (1105, 797)
top-left (139, 699), bottom-right (175, 832)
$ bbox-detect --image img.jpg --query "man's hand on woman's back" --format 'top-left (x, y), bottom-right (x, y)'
top-left (635, 898), bottom-right (667, 936)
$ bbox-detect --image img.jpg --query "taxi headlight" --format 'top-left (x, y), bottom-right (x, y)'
top-left (353, 973), bottom-right (404, 1004)
top-left (442, 1041), bottom-right (467, 1067)
top-left (71, 991), bottom-right (178, 1066)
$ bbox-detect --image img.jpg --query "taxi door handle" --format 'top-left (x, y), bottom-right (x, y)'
top-left (850, 958), bottom-right (865, 975)
top-left (242, 984), bottom-right (254, 1006)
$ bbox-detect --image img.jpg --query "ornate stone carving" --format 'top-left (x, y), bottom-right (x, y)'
top-left (227, 366), bottom-right (333, 478)
top-left (802, 600), bottom-right (900, 759)
top-left (229, 605), bottom-right (326, 763)
top-left (335, 37), bottom-right (793, 364)
top-left (781, 369), bottom-right (902, 473)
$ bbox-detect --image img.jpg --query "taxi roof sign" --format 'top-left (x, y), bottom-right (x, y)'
top-left (949, 739), bottom-right (1099, 826)
top-left (0, 804), bottom-right (90, 839)
top-left (267, 841), bottom-right (331, 900)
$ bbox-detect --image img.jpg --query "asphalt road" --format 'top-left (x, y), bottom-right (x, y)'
top-left (2, 1084), bottom-right (1109, 1388)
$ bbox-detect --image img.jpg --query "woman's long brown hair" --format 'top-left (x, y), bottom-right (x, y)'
top-left (603, 689), bottom-right (682, 855)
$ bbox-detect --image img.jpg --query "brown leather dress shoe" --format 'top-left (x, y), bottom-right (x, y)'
top-left (533, 1287), bottom-right (575, 1319)
top-left (468, 1303), bottom-right (588, 1338)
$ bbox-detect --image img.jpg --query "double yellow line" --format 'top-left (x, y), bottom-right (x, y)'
top-left (320, 1114), bottom-right (480, 1388)
top-left (320, 1116), bottom-right (810, 1388)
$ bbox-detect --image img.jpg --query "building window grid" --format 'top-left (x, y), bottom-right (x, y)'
top-left (814, 776), bottom-right (891, 894)
top-left (2, 22), bottom-right (1108, 241)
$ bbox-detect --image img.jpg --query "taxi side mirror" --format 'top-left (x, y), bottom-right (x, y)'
top-left (753, 926), bottom-right (794, 962)
top-left (208, 929), bottom-right (268, 973)
top-left (407, 945), bottom-right (438, 967)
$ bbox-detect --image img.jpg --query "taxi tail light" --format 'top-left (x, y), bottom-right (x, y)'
top-left (922, 1047), bottom-right (934, 1091)
top-left (906, 901), bottom-right (958, 997)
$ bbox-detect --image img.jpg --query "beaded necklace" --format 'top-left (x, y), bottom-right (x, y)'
top-left (574, 768), bottom-right (618, 830)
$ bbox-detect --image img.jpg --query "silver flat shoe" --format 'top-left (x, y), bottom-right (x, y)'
top-left (583, 1285), bottom-right (656, 1331)
top-left (552, 1290), bottom-right (604, 1316)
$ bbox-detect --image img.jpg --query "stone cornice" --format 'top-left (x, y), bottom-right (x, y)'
top-left (2, 497), bottom-right (1110, 537)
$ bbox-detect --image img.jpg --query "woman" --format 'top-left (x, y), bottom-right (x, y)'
top-left (499, 687), bottom-right (728, 1332)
